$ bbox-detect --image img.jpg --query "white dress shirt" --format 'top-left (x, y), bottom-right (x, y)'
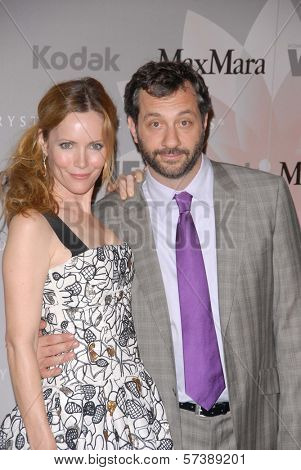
top-left (142, 154), bottom-right (229, 403)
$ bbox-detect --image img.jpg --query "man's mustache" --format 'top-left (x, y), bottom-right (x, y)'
top-left (153, 147), bottom-right (190, 157)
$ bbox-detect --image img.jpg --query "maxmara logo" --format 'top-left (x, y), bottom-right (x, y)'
top-left (288, 46), bottom-right (301, 76)
top-left (159, 48), bottom-right (265, 75)
top-left (281, 162), bottom-right (301, 185)
top-left (32, 46), bottom-right (120, 71)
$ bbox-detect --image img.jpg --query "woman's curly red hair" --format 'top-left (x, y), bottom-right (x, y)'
top-left (1, 77), bottom-right (118, 223)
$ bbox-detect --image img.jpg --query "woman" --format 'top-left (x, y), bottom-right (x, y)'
top-left (0, 78), bottom-right (173, 450)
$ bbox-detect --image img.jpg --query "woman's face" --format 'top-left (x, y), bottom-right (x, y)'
top-left (43, 110), bottom-right (107, 199)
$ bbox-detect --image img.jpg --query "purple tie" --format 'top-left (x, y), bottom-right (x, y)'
top-left (174, 191), bottom-right (225, 410)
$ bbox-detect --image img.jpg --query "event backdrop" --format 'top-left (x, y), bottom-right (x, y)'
top-left (0, 0), bottom-right (300, 421)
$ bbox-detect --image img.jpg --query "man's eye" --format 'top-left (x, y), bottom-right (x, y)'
top-left (91, 142), bottom-right (103, 150)
top-left (150, 121), bottom-right (161, 128)
top-left (59, 142), bottom-right (73, 149)
top-left (180, 120), bottom-right (191, 127)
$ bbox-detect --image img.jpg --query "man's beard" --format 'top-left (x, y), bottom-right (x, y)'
top-left (137, 129), bottom-right (206, 179)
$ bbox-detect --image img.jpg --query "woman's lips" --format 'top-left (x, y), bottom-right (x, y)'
top-left (69, 173), bottom-right (91, 180)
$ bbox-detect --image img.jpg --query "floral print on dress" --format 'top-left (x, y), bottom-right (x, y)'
top-left (0, 243), bottom-right (173, 450)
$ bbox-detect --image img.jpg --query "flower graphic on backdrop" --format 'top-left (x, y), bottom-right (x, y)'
top-left (182, 0), bottom-right (301, 219)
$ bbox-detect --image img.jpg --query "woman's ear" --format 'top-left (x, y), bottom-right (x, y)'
top-left (37, 129), bottom-right (48, 155)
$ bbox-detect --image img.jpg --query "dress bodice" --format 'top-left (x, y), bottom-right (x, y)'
top-left (42, 243), bottom-right (137, 388)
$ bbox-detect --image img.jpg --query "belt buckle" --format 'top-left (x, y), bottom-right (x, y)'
top-left (194, 404), bottom-right (206, 417)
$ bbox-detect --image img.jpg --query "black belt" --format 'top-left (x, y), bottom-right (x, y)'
top-left (179, 401), bottom-right (230, 417)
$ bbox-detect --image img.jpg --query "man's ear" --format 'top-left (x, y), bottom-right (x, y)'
top-left (38, 129), bottom-right (48, 155)
top-left (127, 117), bottom-right (138, 144)
top-left (203, 113), bottom-right (208, 131)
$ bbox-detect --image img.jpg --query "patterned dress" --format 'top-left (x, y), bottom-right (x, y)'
top-left (0, 215), bottom-right (173, 450)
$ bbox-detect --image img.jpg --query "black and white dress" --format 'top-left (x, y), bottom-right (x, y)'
top-left (0, 214), bottom-right (173, 450)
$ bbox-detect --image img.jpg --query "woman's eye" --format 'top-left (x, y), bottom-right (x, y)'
top-left (59, 142), bottom-right (73, 149)
top-left (91, 142), bottom-right (103, 150)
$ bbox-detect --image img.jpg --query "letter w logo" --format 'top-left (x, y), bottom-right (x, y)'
top-left (288, 48), bottom-right (301, 76)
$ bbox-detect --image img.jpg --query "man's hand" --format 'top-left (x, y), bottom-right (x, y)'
top-left (107, 168), bottom-right (145, 200)
top-left (38, 319), bottom-right (79, 378)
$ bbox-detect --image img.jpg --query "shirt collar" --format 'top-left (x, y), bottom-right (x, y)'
top-left (143, 154), bottom-right (214, 207)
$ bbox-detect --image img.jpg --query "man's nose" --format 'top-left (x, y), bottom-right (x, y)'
top-left (161, 125), bottom-right (181, 148)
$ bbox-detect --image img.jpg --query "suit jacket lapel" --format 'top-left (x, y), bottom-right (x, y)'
top-left (126, 186), bottom-right (176, 357)
top-left (212, 161), bottom-right (246, 336)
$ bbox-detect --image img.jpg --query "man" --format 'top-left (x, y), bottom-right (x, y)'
top-left (37, 61), bottom-right (301, 449)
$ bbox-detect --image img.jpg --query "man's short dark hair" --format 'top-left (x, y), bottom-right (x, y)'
top-left (124, 61), bottom-right (213, 124)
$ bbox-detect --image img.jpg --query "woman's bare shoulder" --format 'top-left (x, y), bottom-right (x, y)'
top-left (6, 211), bottom-right (53, 251)
top-left (9, 210), bottom-right (49, 232)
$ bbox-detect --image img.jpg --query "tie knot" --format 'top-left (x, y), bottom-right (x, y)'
top-left (174, 191), bottom-right (193, 214)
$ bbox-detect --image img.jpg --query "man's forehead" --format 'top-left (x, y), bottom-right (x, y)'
top-left (137, 82), bottom-right (198, 112)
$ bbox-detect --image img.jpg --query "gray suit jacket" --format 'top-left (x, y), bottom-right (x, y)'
top-left (93, 160), bottom-right (301, 449)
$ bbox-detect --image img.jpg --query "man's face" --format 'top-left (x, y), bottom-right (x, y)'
top-left (128, 82), bottom-right (207, 185)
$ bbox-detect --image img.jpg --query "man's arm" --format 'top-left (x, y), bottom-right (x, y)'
top-left (37, 319), bottom-right (79, 378)
top-left (273, 178), bottom-right (301, 449)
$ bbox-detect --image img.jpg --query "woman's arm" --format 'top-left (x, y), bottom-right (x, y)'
top-left (3, 212), bottom-right (57, 449)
